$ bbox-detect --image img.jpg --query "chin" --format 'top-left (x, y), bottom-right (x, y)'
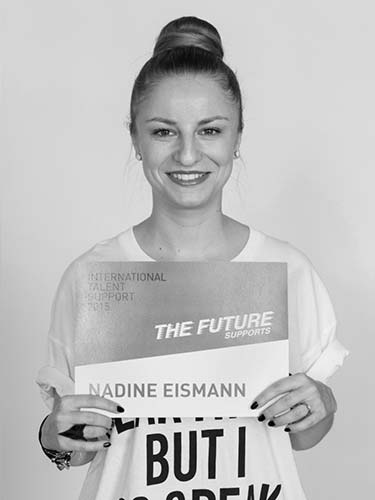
top-left (169, 195), bottom-right (217, 211)
top-left (154, 185), bottom-right (220, 211)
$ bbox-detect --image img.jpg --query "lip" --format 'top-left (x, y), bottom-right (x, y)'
top-left (166, 170), bottom-right (211, 174)
top-left (166, 170), bottom-right (211, 187)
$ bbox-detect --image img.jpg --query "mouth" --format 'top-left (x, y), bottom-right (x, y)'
top-left (166, 171), bottom-right (211, 186)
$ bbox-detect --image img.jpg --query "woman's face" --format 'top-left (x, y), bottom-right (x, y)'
top-left (132, 74), bottom-right (242, 211)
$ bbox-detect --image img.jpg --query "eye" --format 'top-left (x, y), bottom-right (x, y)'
top-left (152, 128), bottom-right (173, 137)
top-left (200, 128), bottom-right (221, 136)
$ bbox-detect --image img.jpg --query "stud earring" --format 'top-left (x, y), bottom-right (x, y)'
top-left (136, 152), bottom-right (142, 161)
top-left (233, 150), bottom-right (240, 159)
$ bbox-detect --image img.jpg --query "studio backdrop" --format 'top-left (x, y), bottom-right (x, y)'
top-left (1, 1), bottom-right (373, 499)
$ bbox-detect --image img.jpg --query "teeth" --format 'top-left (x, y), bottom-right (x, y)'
top-left (169, 173), bottom-right (206, 181)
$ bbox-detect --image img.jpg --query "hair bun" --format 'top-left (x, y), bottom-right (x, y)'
top-left (153, 16), bottom-right (224, 60)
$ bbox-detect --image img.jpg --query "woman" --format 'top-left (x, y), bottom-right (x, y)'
top-left (36, 16), bottom-right (349, 500)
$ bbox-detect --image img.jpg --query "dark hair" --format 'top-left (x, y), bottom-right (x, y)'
top-left (129, 16), bottom-right (244, 136)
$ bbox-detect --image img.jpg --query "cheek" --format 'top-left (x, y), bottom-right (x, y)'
top-left (142, 162), bottom-right (167, 189)
top-left (142, 149), bottom-right (169, 173)
top-left (214, 149), bottom-right (235, 173)
top-left (211, 140), bottom-right (235, 164)
top-left (220, 165), bottom-right (234, 183)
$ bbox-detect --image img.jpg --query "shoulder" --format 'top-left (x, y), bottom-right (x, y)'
top-left (253, 228), bottom-right (335, 317)
top-left (250, 227), bottom-right (315, 276)
top-left (77, 226), bottom-right (135, 262)
top-left (56, 226), bottom-right (135, 286)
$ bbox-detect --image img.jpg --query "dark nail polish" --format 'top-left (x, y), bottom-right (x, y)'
top-left (106, 432), bottom-right (111, 439)
top-left (289, 373), bottom-right (292, 376)
top-left (103, 441), bottom-right (111, 447)
top-left (257, 414), bottom-right (265, 422)
top-left (284, 427), bottom-right (291, 432)
top-left (117, 405), bottom-right (125, 413)
top-left (250, 401), bottom-right (258, 410)
top-left (268, 420), bottom-right (275, 427)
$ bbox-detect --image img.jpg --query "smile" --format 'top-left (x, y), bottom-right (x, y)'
top-left (166, 171), bottom-right (210, 186)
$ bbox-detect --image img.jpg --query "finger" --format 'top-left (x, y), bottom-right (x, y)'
top-left (60, 394), bottom-right (124, 414)
top-left (267, 403), bottom-right (311, 427)
top-left (260, 388), bottom-right (308, 420)
top-left (285, 413), bottom-right (320, 433)
top-left (251, 373), bottom-right (306, 409)
top-left (57, 423), bottom-right (112, 441)
top-left (59, 410), bottom-right (114, 431)
top-left (83, 425), bottom-right (113, 441)
top-left (57, 435), bottom-right (112, 452)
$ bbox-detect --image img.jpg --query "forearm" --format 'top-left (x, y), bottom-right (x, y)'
top-left (290, 413), bottom-right (334, 450)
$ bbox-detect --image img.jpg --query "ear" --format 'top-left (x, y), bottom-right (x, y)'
top-left (235, 132), bottom-right (242, 152)
top-left (131, 135), bottom-right (140, 156)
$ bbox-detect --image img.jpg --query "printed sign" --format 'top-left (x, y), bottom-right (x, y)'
top-left (74, 262), bottom-right (288, 417)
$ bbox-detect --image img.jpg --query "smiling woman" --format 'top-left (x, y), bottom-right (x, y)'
top-left (35, 14), bottom-right (348, 500)
top-left (130, 74), bottom-right (242, 226)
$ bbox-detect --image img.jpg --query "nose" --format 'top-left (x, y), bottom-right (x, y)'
top-left (173, 135), bottom-right (202, 167)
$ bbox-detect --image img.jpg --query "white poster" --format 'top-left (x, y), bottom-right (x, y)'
top-left (74, 262), bottom-right (288, 417)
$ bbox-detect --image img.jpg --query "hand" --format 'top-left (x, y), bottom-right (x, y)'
top-left (251, 373), bottom-right (337, 433)
top-left (40, 394), bottom-right (125, 453)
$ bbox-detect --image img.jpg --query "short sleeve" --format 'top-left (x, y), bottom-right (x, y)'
top-left (35, 261), bottom-right (78, 410)
top-left (289, 258), bottom-right (349, 383)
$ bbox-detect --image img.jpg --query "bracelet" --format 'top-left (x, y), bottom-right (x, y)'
top-left (38, 414), bottom-right (73, 470)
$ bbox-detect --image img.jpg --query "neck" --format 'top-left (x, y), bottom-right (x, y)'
top-left (136, 201), bottom-right (232, 260)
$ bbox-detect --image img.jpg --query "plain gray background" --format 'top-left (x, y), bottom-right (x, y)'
top-left (1, 1), bottom-right (374, 498)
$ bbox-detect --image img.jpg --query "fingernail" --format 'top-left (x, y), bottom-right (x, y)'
top-left (268, 420), bottom-right (275, 427)
top-left (106, 432), bottom-right (111, 439)
top-left (117, 405), bottom-right (125, 413)
top-left (103, 442), bottom-right (111, 447)
top-left (289, 373), bottom-right (292, 376)
top-left (257, 414), bottom-right (265, 422)
top-left (250, 401), bottom-right (258, 410)
top-left (284, 427), bottom-right (291, 432)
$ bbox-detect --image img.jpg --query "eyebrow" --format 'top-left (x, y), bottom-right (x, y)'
top-left (145, 115), bottom-right (229, 125)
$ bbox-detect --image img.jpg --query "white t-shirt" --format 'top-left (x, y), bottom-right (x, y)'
top-left (36, 226), bottom-right (349, 500)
